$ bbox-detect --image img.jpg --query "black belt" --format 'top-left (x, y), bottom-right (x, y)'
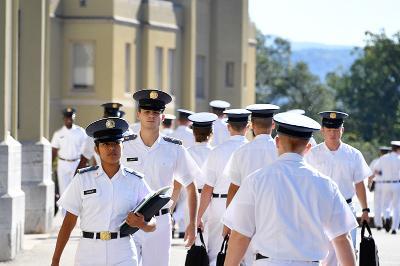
top-left (255, 253), bottom-right (318, 263)
top-left (212, 193), bottom-right (227, 198)
top-left (346, 198), bottom-right (352, 204)
top-left (198, 189), bottom-right (202, 193)
top-left (82, 231), bottom-right (129, 240)
top-left (376, 180), bottom-right (400, 183)
top-left (59, 157), bottom-right (79, 162)
top-left (155, 208), bottom-right (170, 216)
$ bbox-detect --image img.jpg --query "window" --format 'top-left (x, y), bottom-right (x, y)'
top-left (196, 55), bottom-right (205, 98)
top-left (72, 42), bottom-right (94, 89)
top-left (155, 47), bottom-right (163, 89)
top-left (125, 43), bottom-right (131, 93)
top-left (225, 62), bottom-right (234, 87)
top-left (168, 49), bottom-right (175, 95)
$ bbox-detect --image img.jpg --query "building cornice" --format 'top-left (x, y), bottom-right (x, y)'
top-left (51, 14), bottom-right (180, 32)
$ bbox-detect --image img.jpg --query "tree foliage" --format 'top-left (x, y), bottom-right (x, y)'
top-left (256, 31), bottom-right (334, 120)
top-left (327, 31), bottom-right (400, 144)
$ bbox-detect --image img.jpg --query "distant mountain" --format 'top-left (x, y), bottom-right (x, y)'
top-left (291, 42), bottom-right (361, 81)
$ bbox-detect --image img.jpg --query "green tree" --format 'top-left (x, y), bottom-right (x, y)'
top-left (327, 31), bottom-right (400, 144)
top-left (256, 31), bottom-right (334, 119)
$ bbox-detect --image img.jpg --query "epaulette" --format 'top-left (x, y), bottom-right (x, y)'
top-left (77, 165), bottom-right (99, 174)
top-left (124, 167), bottom-right (144, 179)
top-left (162, 136), bottom-right (182, 145)
top-left (123, 134), bottom-right (137, 142)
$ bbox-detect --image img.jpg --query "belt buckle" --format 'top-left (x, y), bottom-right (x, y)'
top-left (100, 231), bottom-right (111, 240)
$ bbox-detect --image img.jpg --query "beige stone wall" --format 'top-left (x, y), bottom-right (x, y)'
top-left (47, 0), bottom-right (255, 134)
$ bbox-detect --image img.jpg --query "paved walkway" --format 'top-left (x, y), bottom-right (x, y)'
top-left (1, 212), bottom-right (399, 265)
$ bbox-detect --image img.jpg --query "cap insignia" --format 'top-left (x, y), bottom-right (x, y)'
top-left (330, 112), bottom-right (337, 119)
top-left (105, 119), bottom-right (115, 128)
top-left (149, 91), bottom-right (158, 99)
top-left (112, 103), bottom-right (118, 108)
top-left (67, 108), bottom-right (72, 112)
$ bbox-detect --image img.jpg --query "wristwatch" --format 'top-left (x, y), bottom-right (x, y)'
top-left (362, 208), bottom-right (370, 213)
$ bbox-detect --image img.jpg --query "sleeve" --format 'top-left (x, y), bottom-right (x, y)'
top-left (204, 152), bottom-right (218, 187)
top-left (353, 150), bottom-right (372, 183)
top-left (173, 146), bottom-right (198, 187)
top-left (57, 175), bottom-right (82, 216)
top-left (51, 131), bottom-right (60, 149)
top-left (322, 183), bottom-right (358, 241)
top-left (80, 137), bottom-right (95, 160)
top-left (223, 152), bottom-right (242, 186)
top-left (222, 175), bottom-right (256, 238)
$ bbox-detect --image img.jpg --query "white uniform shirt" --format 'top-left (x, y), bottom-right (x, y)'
top-left (223, 153), bottom-right (358, 261)
top-left (51, 125), bottom-right (87, 160)
top-left (224, 134), bottom-right (278, 186)
top-left (305, 142), bottom-right (371, 199)
top-left (160, 128), bottom-right (174, 137)
top-left (204, 135), bottom-right (248, 194)
top-left (170, 125), bottom-right (195, 148)
top-left (58, 165), bottom-right (150, 232)
top-left (122, 134), bottom-right (199, 191)
top-left (211, 118), bottom-right (230, 147)
top-left (374, 152), bottom-right (400, 181)
top-left (130, 122), bottom-right (141, 134)
top-left (187, 142), bottom-right (213, 189)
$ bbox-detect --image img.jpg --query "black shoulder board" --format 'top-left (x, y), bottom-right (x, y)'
top-left (77, 165), bottom-right (99, 174)
top-left (124, 167), bottom-right (144, 179)
top-left (123, 134), bottom-right (137, 142)
top-left (163, 136), bottom-right (182, 145)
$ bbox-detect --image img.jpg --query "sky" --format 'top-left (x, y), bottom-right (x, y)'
top-left (249, 0), bottom-right (399, 47)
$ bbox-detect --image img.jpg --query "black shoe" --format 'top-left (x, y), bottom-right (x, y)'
top-left (377, 227), bottom-right (382, 231)
top-left (384, 218), bottom-right (391, 232)
top-left (178, 232), bottom-right (185, 238)
top-left (392, 230), bottom-right (397, 235)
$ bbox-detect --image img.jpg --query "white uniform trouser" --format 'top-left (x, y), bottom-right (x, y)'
top-left (374, 183), bottom-right (393, 227)
top-left (57, 159), bottom-right (80, 196)
top-left (206, 197), bottom-right (226, 266)
top-left (134, 213), bottom-right (172, 266)
top-left (322, 203), bottom-right (356, 266)
top-left (383, 183), bottom-right (400, 230)
top-left (75, 236), bottom-right (138, 266)
top-left (253, 258), bottom-right (320, 266)
top-left (173, 190), bottom-right (188, 234)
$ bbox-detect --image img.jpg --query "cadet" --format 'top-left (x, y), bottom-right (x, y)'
top-left (51, 108), bottom-right (87, 204)
top-left (209, 100), bottom-right (231, 146)
top-left (223, 104), bottom-right (280, 265)
top-left (77, 102), bottom-right (127, 170)
top-left (51, 117), bottom-right (155, 266)
top-left (170, 109), bottom-right (195, 148)
top-left (197, 109), bottom-right (250, 265)
top-left (122, 89), bottom-right (199, 266)
top-left (369, 146), bottom-right (392, 231)
top-left (305, 111), bottom-right (371, 266)
top-left (223, 112), bottom-right (357, 266)
top-left (161, 114), bottom-right (176, 136)
top-left (186, 112), bottom-right (218, 244)
top-left (373, 141), bottom-right (400, 234)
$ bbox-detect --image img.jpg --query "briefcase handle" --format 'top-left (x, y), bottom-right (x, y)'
top-left (361, 221), bottom-right (372, 238)
top-left (219, 235), bottom-right (229, 254)
top-left (197, 228), bottom-right (207, 248)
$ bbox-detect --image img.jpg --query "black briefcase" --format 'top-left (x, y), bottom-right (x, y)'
top-left (216, 235), bottom-right (229, 266)
top-left (185, 228), bottom-right (209, 266)
top-left (359, 221), bottom-right (379, 266)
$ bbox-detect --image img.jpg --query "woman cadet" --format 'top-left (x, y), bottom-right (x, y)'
top-left (51, 117), bottom-right (156, 266)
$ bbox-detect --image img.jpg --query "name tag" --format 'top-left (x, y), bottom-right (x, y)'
top-left (127, 157), bottom-right (138, 162)
top-left (84, 189), bottom-right (96, 195)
